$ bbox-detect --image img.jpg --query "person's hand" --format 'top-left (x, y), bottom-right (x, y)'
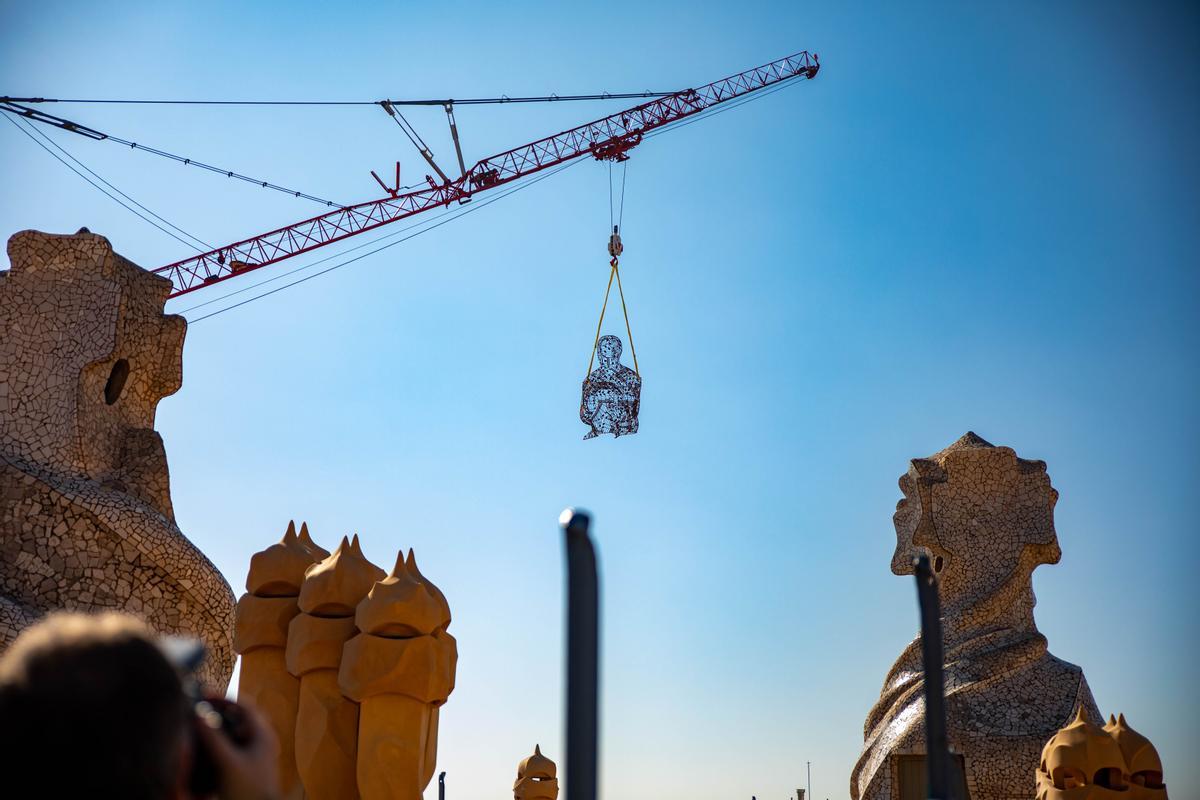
top-left (193, 697), bottom-right (281, 800)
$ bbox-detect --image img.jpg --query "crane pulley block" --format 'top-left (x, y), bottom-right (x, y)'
top-left (590, 133), bottom-right (642, 162)
top-left (607, 227), bottom-right (623, 259)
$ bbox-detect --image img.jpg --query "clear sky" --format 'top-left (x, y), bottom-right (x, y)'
top-left (2, 1), bottom-right (1198, 798)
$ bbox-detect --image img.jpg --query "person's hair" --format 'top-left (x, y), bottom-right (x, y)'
top-left (0, 612), bottom-right (188, 800)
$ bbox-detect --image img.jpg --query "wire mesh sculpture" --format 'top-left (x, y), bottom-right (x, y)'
top-left (580, 335), bottom-right (641, 439)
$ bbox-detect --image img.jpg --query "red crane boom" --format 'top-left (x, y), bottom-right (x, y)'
top-left (155, 51), bottom-right (819, 298)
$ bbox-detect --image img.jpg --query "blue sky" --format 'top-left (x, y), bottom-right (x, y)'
top-left (2, 1), bottom-right (1197, 797)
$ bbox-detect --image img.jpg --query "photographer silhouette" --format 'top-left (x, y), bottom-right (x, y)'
top-left (0, 612), bottom-right (280, 800)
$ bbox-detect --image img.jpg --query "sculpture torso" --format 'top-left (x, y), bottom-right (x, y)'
top-left (580, 335), bottom-right (641, 439)
top-left (851, 433), bottom-right (1100, 800)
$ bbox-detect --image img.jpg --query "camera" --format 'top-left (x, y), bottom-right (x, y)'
top-left (159, 636), bottom-right (253, 794)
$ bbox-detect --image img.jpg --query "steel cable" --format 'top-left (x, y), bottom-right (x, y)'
top-left (4, 114), bottom-right (213, 252)
top-left (185, 157), bottom-right (585, 323)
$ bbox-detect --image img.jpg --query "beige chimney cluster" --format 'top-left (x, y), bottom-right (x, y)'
top-left (235, 522), bottom-right (457, 800)
top-left (1036, 708), bottom-right (1168, 799)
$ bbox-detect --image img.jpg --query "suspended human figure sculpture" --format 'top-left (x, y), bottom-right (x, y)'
top-left (580, 176), bottom-right (640, 439)
top-left (580, 335), bottom-right (641, 439)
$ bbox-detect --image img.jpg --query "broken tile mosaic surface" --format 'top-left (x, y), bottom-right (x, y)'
top-left (851, 432), bottom-right (1101, 800)
top-left (0, 229), bottom-right (235, 688)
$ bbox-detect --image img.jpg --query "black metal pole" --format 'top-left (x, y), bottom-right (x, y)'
top-left (914, 554), bottom-right (952, 799)
top-left (438, 771), bottom-right (445, 800)
top-left (561, 508), bottom-right (599, 800)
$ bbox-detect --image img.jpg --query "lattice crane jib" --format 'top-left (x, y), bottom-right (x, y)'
top-left (149, 51), bottom-right (820, 297)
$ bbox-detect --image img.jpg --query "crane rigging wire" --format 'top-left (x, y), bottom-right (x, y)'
top-left (13, 115), bottom-right (213, 251)
top-left (1, 91), bottom-right (676, 107)
top-left (642, 74), bottom-right (806, 141)
top-left (184, 157), bottom-right (586, 324)
top-left (177, 67), bottom-right (811, 322)
top-left (3, 60), bottom-right (812, 278)
top-left (181, 124), bottom-right (637, 318)
top-left (581, 76), bottom-right (811, 384)
top-left (2, 67), bottom-right (806, 221)
top-left (4, 114), bottom-right (213, 253)
top-left (608, 160), bottom-right (628, 232)
top-left (6, 55), bottom-right (812, 323)
top-left (0, 102), bottom-right (346, 207)
top-left (589, 158), bottom-right (636, 385)
top-left (174, 199), bottom-right (476, 314)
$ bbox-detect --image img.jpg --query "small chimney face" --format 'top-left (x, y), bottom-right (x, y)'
top-left (514, 745), bottom-right (559, 800)
top-left (340, 546), bottom-right (457, 799)
top-left (298, 536), bottom-right (386, 616)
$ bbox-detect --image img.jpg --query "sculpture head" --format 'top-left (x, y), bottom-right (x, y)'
top-left (0, 230), bottom-right (236, 689)
top-left (890, 432), bottom-right (1061, 611)
top-left (597, 335), bottom-right (622, 370)
top-left (0, 230), bottom-right (185, 517)
top-left (514, 744), bottom-right (559, 800)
